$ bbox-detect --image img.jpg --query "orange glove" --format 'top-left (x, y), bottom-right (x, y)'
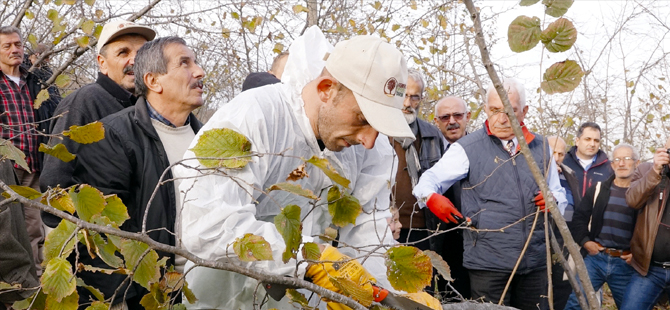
top-left (534, 191), bottom-right (548, 212)
top-left (426, 193), bottom-right (464, 224)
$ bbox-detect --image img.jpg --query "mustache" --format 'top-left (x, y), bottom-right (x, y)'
top-left (123, 64), bottom-right (134, 75)
top-left (402, 106), bottom-right (416, 114)
top-left (190, 79), bottom-right (204, 89)
top-left (446, 123), bottom-right (460, 130)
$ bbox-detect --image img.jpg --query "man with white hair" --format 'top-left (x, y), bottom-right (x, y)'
top-left (434, 96), bottom-right (470, 151)
top-left (413, 79), bottom-right (567, 309)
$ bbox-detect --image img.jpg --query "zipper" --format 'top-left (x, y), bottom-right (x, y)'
top-left (511, 153), bottom-right (528, 271)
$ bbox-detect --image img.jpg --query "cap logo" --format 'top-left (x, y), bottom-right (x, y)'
top-left (384, 78), bottom-right (397, 97)
top-left (395, 82), bottom-right (406, 98)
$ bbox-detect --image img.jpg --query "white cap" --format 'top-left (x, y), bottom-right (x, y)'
top-left (97, 20), bottom-right (156, 54)
top-left (325, 36), bottom-right (414, 140)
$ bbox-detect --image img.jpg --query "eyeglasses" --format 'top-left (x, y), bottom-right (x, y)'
top-left (405, 94), bottom-right (422, 102)
top-left (612, 157), bottom-right (635, 163)
top-left (437, 113), bottom-right (466, 122)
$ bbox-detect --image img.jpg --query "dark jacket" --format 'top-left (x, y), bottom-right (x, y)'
top-left (69, 97), bottom-right (202, 306)
top-left (562, 147), bottom-right (613, 198)
top-left (0, 160), bottom-right (39, 308)
top-left (569, 175), bottom-right (623, 248)
top-left (415, 119), bottom-right (445, 175)
top-left (458, 123), bottom-right (551, 273)
top-left (626, 162), bottom-right (666, 276)
top-left (22, 57), bottom-right (62, 159)
top-left (40, 73), bottom-right (137, 227)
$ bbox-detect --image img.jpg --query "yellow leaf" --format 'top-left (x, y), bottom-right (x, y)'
top-left (55, 74), bottom-right (71, 88)
top-left (292, 4), bottom-right (308, 14)
top-left (75, 36), bottom-right (90, 48)
top-left (385, 246), bottom-right (432, 293)
top-left (63, 121), bottom-right (105, 144)
top-left (33, 89), bottom-right (49, 109)
top-left (85, 0), bottom-right (95, 6)
top-left (81, 20), bottom-right (95, 35)
top-left (63, 0), bottom-right (75, 4)
top-left (39, 143), bottom-right (76, 163)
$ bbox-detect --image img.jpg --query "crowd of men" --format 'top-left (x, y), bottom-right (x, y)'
top-left (2, 19), bottom-right (670, 310)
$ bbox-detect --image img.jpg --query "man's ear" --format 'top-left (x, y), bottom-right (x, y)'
top-left (522, 105), bottom-right (529, 118)
top-left (97, 54), bottom-right (108, 75)
top-left (466, 111), bottom-right (472, 122)
top-left (144, 72), bottom-right (162, 94)
top-left (316, 77), bottom-right (337, 103)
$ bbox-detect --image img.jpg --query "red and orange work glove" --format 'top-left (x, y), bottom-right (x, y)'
top-left (533, 190), bottom-right (550, 212)
top-left (426, 193), bottom-right (464, 224)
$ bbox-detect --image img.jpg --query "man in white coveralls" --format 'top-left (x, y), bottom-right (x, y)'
top-left (176, 27), bottom-right (445, 309)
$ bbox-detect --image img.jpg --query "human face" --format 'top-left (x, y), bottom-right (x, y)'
top-left (575, 127), bottom-right (601, 160)
top-left (402, 77), bottom-right (422, 124)
top-left (0, 33), bottom-right (24, 69)
top-left (387, 210), bottom-right (402, 240)
top-left (484, 89), bottom-right (528, 140)
top-left (434, 98), bottom-right (470, 143)
top-left (317, 88), bottom-right (379, 151)
top-left (611, 147), bottom-right (638, 180)
top-left (155, 43), bottom-right (205, 110)
top-left (97, 34), bottom-right (147, 92)
top-left (548, 137), bottom-right (567, 165)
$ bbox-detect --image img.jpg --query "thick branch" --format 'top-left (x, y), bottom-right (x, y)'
top-left (11, 0), bottom-right (32, 28)
top-left (0, 180), bottom-right (366, 310)
top-left (461, 1), bottom-right (599, 309)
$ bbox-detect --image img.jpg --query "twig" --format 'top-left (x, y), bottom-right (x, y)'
top-left (498, 209), bottom-right (540, 304)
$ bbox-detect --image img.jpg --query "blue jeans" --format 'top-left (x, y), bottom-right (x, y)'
top-left (621, 265), bottom-right (670, 310)
top-left (563, 252), bottom-right (634, 310)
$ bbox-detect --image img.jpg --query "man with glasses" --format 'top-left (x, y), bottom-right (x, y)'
top-left (414, 79), bottom-right (567, 309)
top-left (434, 96), bottom-right (471, 152)
top-left (564, 144), bottom-right (638, 309)
top-left (392, 69), bottom-right (446, 251)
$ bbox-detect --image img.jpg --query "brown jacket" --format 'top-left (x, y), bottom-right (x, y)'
top-left (626, 162), bottom-right (666, 276)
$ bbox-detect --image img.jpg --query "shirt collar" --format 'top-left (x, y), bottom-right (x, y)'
top-left (146, 100), bottom-right (190, 128)
top-left (485, 120), bottom-right (535, 152)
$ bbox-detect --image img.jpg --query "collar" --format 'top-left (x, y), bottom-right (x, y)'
top-left (485, 120), bottom-right (535, 152)
top-left (134, 96), bottom-right (201, 140)
top-left (145, 100), bottom-right (190, 128)
top-left (95, 72), bottom-right (136, 108)
top-left (0, 66), bottom-right (28, 79)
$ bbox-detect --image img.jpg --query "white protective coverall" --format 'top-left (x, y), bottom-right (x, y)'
top-left (176, 27), bottom-right (399, 309)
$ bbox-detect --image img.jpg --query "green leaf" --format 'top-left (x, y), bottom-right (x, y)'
top-left (43, 219), bottom-right (77, 262)
top-left (45, 290), bottom-right (78, 310)
top-left (75, 36), bottom-right (90, 48)
top-left (84, 301), bottom-right (109, 310)
top-left (33, 89), bottom-right (49, 109)
top-left (292, 4), bottom-right (308, 13)
top-left (93, 24), bottom-right (103, 38)
top-left (119, 240), bottom-right (160, 290)
top-left (286, 289), bottom-right (312, 310)
top-left (78, 264), bottom-right (129, 275)
top-left (5, 185), bottom-right (42, 200)
top-left (232, 233), bottom-right (273, 262)
top-left (101, 195), bottom-right (130, 226)
top-left (62, 121), bottom-right (105, 144)
top-left (41, 257), bottom-right (77, 301)
top-left (541, 60), bottom-right (584, 94)
top-left (305, 156), bottom-right (350, 188)
top-left (301, 242), bottom-right (321, 261)
top-left (274, 204), bottom-right (302, 263)
top-left (47, 9), bottom-right (59, 21)
top-left (84, 0), bottom-right (96, 6)
top-left (327, 186), bottom-right (361, 227)
top-left (41, 187), bottom-right (75, 214)
top-left (267, 183), bottom-right (319, 200)
top-left (70, 184), bottom-right (105, 222)
top-left (519, 0), bottom-right (540, 5)
top-left (92, 233), bottom-right (123, 268)
top-left (39, 143), bottom-right (76, 163)
top-left (320, 226), bottom-right (338, 242)
top-left (172, 304), bottom-right (187, 310)
top-left (25, 10), bottom-right (35, 19)
top-left (63, 0), bottom-right (76, 4)
top-left (385, 246), bottom-right (432, 293)
top-left (76, 278), bottom-right (105, 301)
top-left (231, 12), bottom-right (240, 19)
top-left (272, 42), bottom-right (284, 54)
top-left (540, 18), bottom-right (577, 53)
top-left (424, 250), bottom-right (453, 282)
top-left (507, 15), bottom-right (541, 53)
top-left (190, 128), bottom-right (253, 169)
top-left (0, 138), bottom-right (30, 172)
top-left (328, 276), bottom-right (374, 307)
top-left (139, 286), bottom-right (163, 310)
top-left (12, 290), bottom-right (46, 310)
top-left (81, 20), bottom-right (95, 35)
top-left (55, 74), bottom-right (71, 88)
top-left (543, 0), bottom-right (574, 17)
top-left (0, 282), bottom-right (21, 290)
top-left (183, 282), bottom-right (197, 304)
top-left (27, 34), bottom-right (37, 49)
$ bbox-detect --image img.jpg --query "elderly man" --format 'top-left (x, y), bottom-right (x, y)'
top-left (40, 20), bottom-right (156, 203)
top-left (434, 96), bottom-right (470, 151)
top-left (393, 69), bottom-right (444, 249)
top-left (413, 79), bottom-right (567, 309)
top-left (621, 138), bottom-right (670, 310)
top-left (175, 28), bottom-right (442, 309)
top-left (0, 25), bottom-right (60, 275)
top-left (69, 36), bottom-right (203, 309)
top-left (563, 144), bottom-right (638, 310)
top-left (562, 122), bottom-right (613, 198)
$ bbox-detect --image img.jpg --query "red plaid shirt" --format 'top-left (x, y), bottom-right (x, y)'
top-left (0, 70), bottom-right (38, 172)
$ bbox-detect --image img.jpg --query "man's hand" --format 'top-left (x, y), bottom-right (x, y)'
top-left (583, 241), bottom-right (604, 256)
top-left (533, 190), bottom-right (552, 212)
top-left (621, 253), bottom-right (632, 265)
top-left (426, 193), bottom-right (465, 224)
top-left (652, 148), bottom-right (670, 175)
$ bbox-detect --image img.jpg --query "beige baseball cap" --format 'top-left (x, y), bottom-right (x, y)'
top-left (97, 20), bottom-right (156, 54)
top-left (325, 36), bottom-right (414, 140)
